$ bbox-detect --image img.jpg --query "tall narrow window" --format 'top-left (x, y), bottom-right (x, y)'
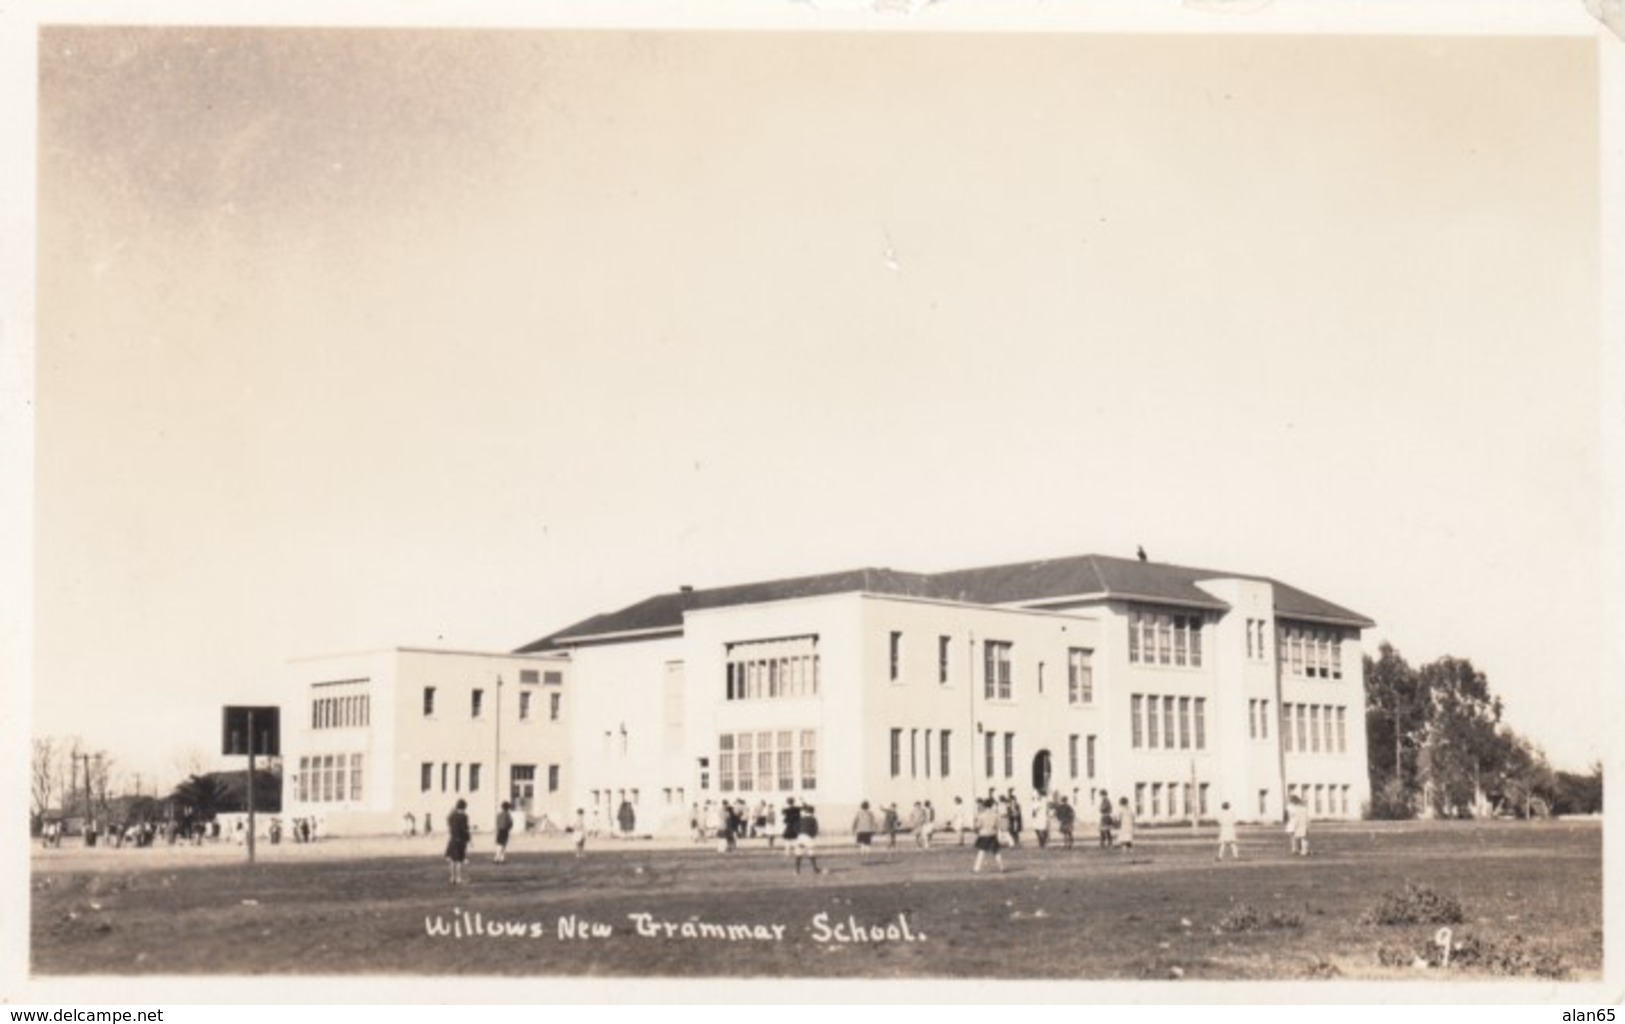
top-left (1260, 699), bottom-right (1269, 739)
top-left (548, 765), bottom-right (560, 792)
top-left (471, 689), bottom-right (484, 718)
top-left (719, 735), bottom-right (735, 793)
top-left (1086, 735), bottom-right (1097, 779)
top-left (940, 730), bottom-right (952, 777)
top-left (1336, 706), bottom-right (1348, 753)
top-left (1178, 696), bottom-right (1191, 749)
top-left (469, 763), bottom-right (482, 792)
top-left (1003, 732), bottom-right (1015, 779)
top-left (910, 728), bottom-right (918, 778)
top-left (736, 734), bottom-right (754, 791)
top-left (1068, 735), bottom-right (1079, 779)
top-left (938, 636), bottom-right (951, 684)
top-left (1068, 648), bottom-right (1094, 704)
top-left (923, 729), bottom-right (933, 778)
top-left (1132, 694), bottom-right (1145, 748)
top-left (519, 692), bottom-right (533, 720)
top-left (1147, 696), bottom-right (1160, 748)
top-left (800, 730), bottom-right (818, 790)
top-left (1310, 706), bottom-right (1322, 753)
top-left (984, 641), bottom-right (1013, 700)
top-left (423, 687), bottom-right (437, 716)
top-left (890, 729), bottom-right (903, 778)
top-left (1195, 697), bottom-right (1207, 749)
top-left (420, 762), bottom-right (432, 793)
top-left (1296, 704), bottom-right (1308, 754)
top-left (550, 693), bottom-right (561, 721)
top-left (984, 731), bottom-right (996, 779)
top-left (889, 631), bottom-right (902, 682)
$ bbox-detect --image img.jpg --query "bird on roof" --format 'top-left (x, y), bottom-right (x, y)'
top-left (1136, 545), bottom-right (1148, 562)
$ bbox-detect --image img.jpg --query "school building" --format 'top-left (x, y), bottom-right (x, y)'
top-left (281, 552), bottom-right (1373, 836)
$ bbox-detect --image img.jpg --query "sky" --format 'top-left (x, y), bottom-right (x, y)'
top-left (21, 25), bottom-right (1606, 791)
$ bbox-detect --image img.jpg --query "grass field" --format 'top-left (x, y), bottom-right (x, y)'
top-left (31, 819), bottom-right (1601, 980)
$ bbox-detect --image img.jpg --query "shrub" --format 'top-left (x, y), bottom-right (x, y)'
top-left (1218, 904), bottom-right (1304, 933)
top-left (1359, 882), bottom-right (1465, 926)
top-left (1449, 934), bottom-right (1570, 979)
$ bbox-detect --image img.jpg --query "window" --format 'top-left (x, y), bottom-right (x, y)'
top-left (757, 732), bottom-right (775, 792)
top-left (1248, 698), bottom-right (1258, 739)
top-left (1129, 610), bottom-right (1204, 667)
top-left (440, 763), bottom-right (448, 792)
top-left (1311, 706), bottom-right (1322, 753)
top-left (1152, 782), bottom-right (1163, 818)
top-left (548, 765), bottom-right (560, 793)
top-left (472, 689), bottom-right (484, 718)
top-left (544, 670), bottom-right (563, 685)
top-left (923, 729), bottom-right (933, 778)
top-left (910, 728), bottom-right (918, 777)
top-left (1037, 661), bottom-right (1046, 695)
top-left (725, 636), bottom-right (821, 700)
top-left (889, 631), bottom-right (902, 682)
top-left (469, 763), bottom-right (482, 792)
top-left (1195, 698), bottom-right (1207, 749)
top-left (1131, 695), bottom-right (1144, 748)
top-left (984, 641), bottom-right (1013, 699)
top-left (1086, 735), bottom-right (1097, 779)
top-left (778, 732), bottom-right (795, 790)
top-left (454, 763), bottom-right (462, 791)
top-left (938, 636), bottom-right (951, 684)
top-left (719, 735), bottom-right (735, 793)
top-left (800, 730), bottom-right (818, 789)
top-left (1336, 706), bottom-right (1348, 753)
top-left (1178, 697), bottom-right (1191, 749)
top-left (1147, 695), bottom-right (1159, 748)
top-left (423, 687), bottom-right (437, 716)
top-left (1296, 705), bottom-right (1308, 753)
top-left (1135, 782), bottom-right (1146, 817)
top-left (984, 732), bottom-right (996, 779)
top-left (1003, 733), bottom-right (1015, 779)
top-left (1068, 648), bottom-right (1094, 704)
top-left (1068, 735), bottom-right (1079, 779)
top-left (1259, 789), bottom-right (1270, 817)
top-left (519, 692), bottom-right (533, 721)
top-left (421, 763), bottom-right (433, 793)
top-left (939, 730), bottom-right (951, 778)
top-left (1280, 703), bottom-right (1292, 751)
top-left (1199, 782), bottom-right (1210, 816)
top-left (519, 669), bottom-right (539, 684)
top-left (550, 693), bottom-right (561, 721)
top-left (890, 729), bottom-right (903, 778)
top-left (737, 734), bottom-right (754, 791)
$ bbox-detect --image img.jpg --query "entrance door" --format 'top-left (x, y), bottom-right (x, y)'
top-left (510, 765), bottom-right (536, 812)
top-left (1031, 750), bottom-right (1053, 795)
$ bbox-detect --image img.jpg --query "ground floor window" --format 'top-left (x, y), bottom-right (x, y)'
top-left (718, 729), bottom-right (818, 795)
top-left (298, 753), bottom-right (363, 804)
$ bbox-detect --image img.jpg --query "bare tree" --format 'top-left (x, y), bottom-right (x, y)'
top-left (31, 736), bottom-right (60, 834)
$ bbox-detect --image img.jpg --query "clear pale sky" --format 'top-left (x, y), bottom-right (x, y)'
top-left (26, 27), bottom-right (1603, 788)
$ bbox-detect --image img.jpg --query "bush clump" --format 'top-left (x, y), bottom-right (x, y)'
top-left (1449, 934), bottom-right (1570, 979)
top-left (1218, 904), bottom-right (1304, 933)
top-left (1359, 882), bottom-right (1465, 926)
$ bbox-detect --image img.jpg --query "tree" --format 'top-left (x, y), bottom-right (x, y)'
top-left (1363, 643), bottom-right (1428, 817)
top-left (1417, 656), bottom-right (1503, 817)
top-left (30, 737), bottom-right (60, 835)
top-left (170, 773), bottom-right (230, 821)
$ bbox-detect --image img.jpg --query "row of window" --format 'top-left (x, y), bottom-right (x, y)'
top-left (1280, 624), bottom-right (1345, 680)
top-left (517, 668), bottom-right (565, 686)
top-left (717, 730), bottom-right (819, 793)
top-left (889, 727), bottom-right (954, 779)
top-left (1289, 782), bottom-right (1352, 817)
top-left (1282, 703), bottom-right (1349, 755)
top-left (725, 636), bottom-right (821, 701)
top-left (1129, 694), bottom-right (1209, 750)
top-left (419, 761), bottom-right (561, 795)
top-left (1134, 780), bottom-right (1212, 820)
top-left (421, 686), bottom-right (560, 721)
top-left (311, 693), bottom-right (370, 730)
top-left (1128, 610), bottom-right (1205, 668)
top-left (296, 753), bottom-right (364, 803)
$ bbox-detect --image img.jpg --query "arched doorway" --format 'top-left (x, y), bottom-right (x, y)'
top-left (1031, 750), bottom-right (1053, 795)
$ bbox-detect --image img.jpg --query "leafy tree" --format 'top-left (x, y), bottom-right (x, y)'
top-left (170, 773), bottom-right (230, 820)
top-left (1363, 643), bottom-right (1428, 817)
top-left (1550, 761), bottom-right (1603, 816)
top-left (1416, 656), bottom-right (1503, 816)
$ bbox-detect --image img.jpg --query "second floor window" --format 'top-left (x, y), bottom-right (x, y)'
top-left (983, 641), bottom-right (1013, 700)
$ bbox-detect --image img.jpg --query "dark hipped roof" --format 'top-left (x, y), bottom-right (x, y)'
top-left (515, 553), bottom-right (1373, 652)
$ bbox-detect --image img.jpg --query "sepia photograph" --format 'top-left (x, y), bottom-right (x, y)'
top-left (3, 0), bottom-right (1619, 1004)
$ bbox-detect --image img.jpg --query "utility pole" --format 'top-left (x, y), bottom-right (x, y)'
top-left (493, 675), bottom-right (504, 825)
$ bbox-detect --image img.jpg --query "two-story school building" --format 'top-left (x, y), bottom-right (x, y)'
top-left (280, 647), bottom-right (572, 835)
top-left (280, 551), bottom-right (1372, 837)
top-left (514, 552), bottom-right (1374, 836)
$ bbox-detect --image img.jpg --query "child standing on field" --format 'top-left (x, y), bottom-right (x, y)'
top-left (1286, 794), bottom-right (1309, 856)
top-left (1215, 801), bottom-right (1239, 860)
top-left (571, 808), bottom-right (587, 857)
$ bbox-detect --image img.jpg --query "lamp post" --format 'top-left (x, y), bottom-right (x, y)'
top-left (493, 675), bottom-right (503, 825)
